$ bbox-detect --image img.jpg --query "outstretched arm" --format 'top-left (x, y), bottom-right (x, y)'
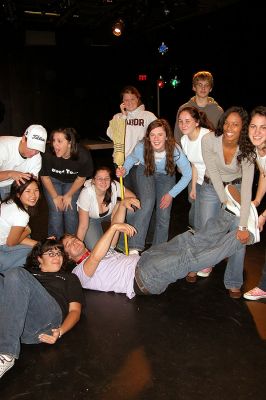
top-left (38, 301), bottom-right (82, 344)
top-left (83, 223), bottom-right (137, 277)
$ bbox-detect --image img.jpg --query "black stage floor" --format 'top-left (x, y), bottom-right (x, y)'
top-left (1, 149), bottom-right (266, 399)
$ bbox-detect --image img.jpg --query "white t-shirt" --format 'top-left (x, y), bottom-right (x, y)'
top-left (0, 137), bottom-right (42, 187)
top-left (0, 201), bottom-right (29, 245)
top-left (256, 148), bottom-right (266, 174)
top-left (73, 250), bottom-right (139, 299)
top-left (77, 180), bottom-right (122, 219)
top-left (181, 127), bottom-right (210, 185)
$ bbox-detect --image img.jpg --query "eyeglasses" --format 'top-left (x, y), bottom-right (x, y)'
top-left (42, 251), bottom-right (63, 258)
top-left (95, 177), bottom-right (111, 182)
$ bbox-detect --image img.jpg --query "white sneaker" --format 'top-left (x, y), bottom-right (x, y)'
top-left (0, 354), bottom-right (15, 378)
top-left (243, 287), bottom-right (266, 300)
top-left (129, 249), bottom-right (140, 255)
top-left (225, 185), bottom-right (260, 244)
top-left (197, 267), bottom-right (213, 277)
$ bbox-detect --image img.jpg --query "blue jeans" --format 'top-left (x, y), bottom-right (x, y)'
top-left (0, 268), bottom-right (62, 359)
top-left (124, 165), bottom-right (139, 196)
top-left (42, 177), bottom-right (81, 239)
top-left (0, 244), bottom-right (32, 273)
top-left (128, 165), bottom-right (175, 250)
top-left (199, 182), bottom-right (245, 289)
top-left (84, 214), bottom-right (111, 251)
top-left (0, 185), bottom-right (11, 201)
top-left (137, 209), bottom-right (245, 295)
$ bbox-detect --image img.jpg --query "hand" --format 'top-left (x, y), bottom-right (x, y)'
top-left (38, 328), bottom-right (61, 344)
top-left (53, 195), bottom-right (64, 211)
top-left (116, 167), bottom-right (126, 177)
top-left (236, 229), bottom-right (250, 244)
top-left (120, 102), bottom-right (127, 115)
top-left (189, 189), bottom-right (196, 200)
top-left (258, 215), bottom-right (266, 232)
top-left (252, 199), bottom-right (260, 207)
top-left (121, 197), bottom-right (141, 212)
top-left (160, 193), bottom-right (173, 209)
top-left (113, 223), bottom-right (137, 237)
top-left (11, 171), bottom-right (32, 185)
top-left (62, 194), bottom-right (73, 211)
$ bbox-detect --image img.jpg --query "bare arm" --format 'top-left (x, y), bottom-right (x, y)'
top-left (111, 197), bottom-right (141, 247)
top-left (253, 170), bottom-right (266, 206)
top-left (0, 170), bottom-right (32, 185)
top-left (39, 301), bottom-right (82, 344)
top-left (190, 164), bottom-right (198, 200)
top-left (77, 208), bottom-right (89, 241)
top-left (83, 223), bottom-right (137, 277)
top-left (6, 226), bottom-right (31, 246)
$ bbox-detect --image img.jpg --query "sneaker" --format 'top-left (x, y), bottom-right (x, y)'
top-left (225, 184), bottom-right (260, 244)
top-left (243, 287), bottom-right (266, 300)
top-left (129, 249), bottom-right (140, 255)
top-left (0, 354), bottom-right (15, 378)
top-left (197, 267), bottom-right (213, 277)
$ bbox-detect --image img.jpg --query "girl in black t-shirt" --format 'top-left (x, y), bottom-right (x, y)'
top-left (0, 239), bottom-right (83, 379)
top-left (40, 127), bottom-right (93, 239)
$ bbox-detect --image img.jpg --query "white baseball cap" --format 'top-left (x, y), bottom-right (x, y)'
top-left (24, 125), bottom-right (47, 153)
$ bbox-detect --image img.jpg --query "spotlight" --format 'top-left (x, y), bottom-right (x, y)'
top-left (112, 19), bottom-right (125, 37)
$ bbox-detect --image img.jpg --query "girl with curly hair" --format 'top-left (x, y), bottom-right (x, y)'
top-left (200, 106), bottom-right (256, 297)
top-left (116, 118), bottom-right (192, 254)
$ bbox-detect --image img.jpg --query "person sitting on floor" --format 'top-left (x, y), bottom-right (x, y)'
top-left (0, 176), bottom-right (41, 273)
top-left (76, 166), bottom-right (135, 251)
top-left (62, 187), bottom-right (259, 300)
top-left (0, 239), bottom-right (83, 379)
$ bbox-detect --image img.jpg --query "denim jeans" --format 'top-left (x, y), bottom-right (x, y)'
top-left (84, 214), bottom-right (111, 251)
top-left (128, 165), bottom-right (176, 250)
top-left (42, 177), bottom-right (82, 238)
top-left (137, 209), bottom-right (245, 295)
top-left (0, 268), bottom-right (62, 359)
top-left (199, 182), bottom-right (245, 288)
top-left (0, 244), bottom-right (32, 273)
top-left (124, 165), bottom-right (140, 196)
top-left (0, 185), bottom-right (11, 201)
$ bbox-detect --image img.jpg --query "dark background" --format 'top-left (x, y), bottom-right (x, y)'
top-left (0, 0), bottom-right (264, 139)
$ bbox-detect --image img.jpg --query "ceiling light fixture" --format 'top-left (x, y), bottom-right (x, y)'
top-left (112, 19), bottom-right (125, 37)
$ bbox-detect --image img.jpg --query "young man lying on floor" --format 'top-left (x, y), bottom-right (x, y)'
top-left (62, 186), bottom-right (259, 300)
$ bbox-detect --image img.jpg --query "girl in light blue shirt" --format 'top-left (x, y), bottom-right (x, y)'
top-left (116, 119), bottom-right (191, 253)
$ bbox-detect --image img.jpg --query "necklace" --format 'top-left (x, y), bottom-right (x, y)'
top-left (76, 250), bottom-right (91, 265)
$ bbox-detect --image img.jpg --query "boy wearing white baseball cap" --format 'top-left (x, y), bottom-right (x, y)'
top-left (0, 124), bottom-right (47, 200)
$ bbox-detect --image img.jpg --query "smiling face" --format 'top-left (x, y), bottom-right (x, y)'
top-left (178, 110), bottom-right (199, 137)
top-left (52, 132), bottom-right (71, 159)
top-left (38, 247), bottom-right (63, 272)
top-left (122, 93), bottom-right (139, 112)
top-left (248, 114), bottom-right (266, 149)
top-left (92, 169), bottom-right (111, 193)
top-left (19, 181), bottom-right (40, 208)
top-left (62, 235), bottom-right (86, 261)
top-left (149, 126), bottom-right (167, 152)
top-left (223, 112), bottom-right (242, 144)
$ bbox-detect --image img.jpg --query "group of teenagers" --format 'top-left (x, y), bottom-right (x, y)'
top-left (0, 70), bottom-right (266, 379)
